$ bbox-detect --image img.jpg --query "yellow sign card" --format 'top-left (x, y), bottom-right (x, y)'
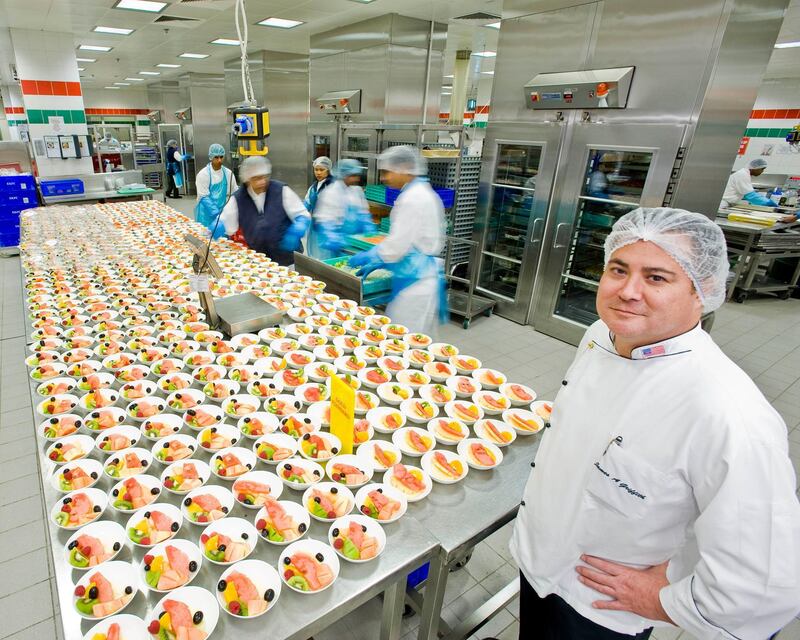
top-left (329, 374), bottom-right (355, 454)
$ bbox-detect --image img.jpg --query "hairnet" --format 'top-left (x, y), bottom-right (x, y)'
top-left (378, 145), bottom-right (427, 176)
top-left (239, 156), bottom-right (271, 183)
top-left (166, 139), bottom-right (178, 148)
top-left (208, 143), bottom-right (226, 159)
top-left (604, 207), bottom-right (729, 312)
top-left (748, 158), bottom-right (768, 170)
top-left (334, 159), bottom-right (365, 179)
top-left (313, 156), bottom-right (332, 171)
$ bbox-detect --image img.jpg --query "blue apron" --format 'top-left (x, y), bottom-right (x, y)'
top-left (195, 165), bottom-right (229, 239)
top-left (167, 147), bottom-right (183, 188)
top-left (387, 178), bottom-right (448, 324)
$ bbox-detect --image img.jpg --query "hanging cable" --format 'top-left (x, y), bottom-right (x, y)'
top-left (235, 0), bottom-right (255, 105)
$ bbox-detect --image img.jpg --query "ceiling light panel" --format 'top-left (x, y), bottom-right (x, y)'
top-left (114, 0), bottom-right (166, 12)
top-left (125, 77), bottom-right (144, 81)
top-left (472, 51), bottom-right (497, 58)
top-left (139, 71), bottom-right (160, 75)
top-left (76, 58), bottom-right (96, 63)
top-left (486, 22), bottom-right (501, 29)
top-left (179, 53), bottom-right (209, 59)
top-left (114, 82), bottom-right (131, 86)
top-left (104, 86), bottom-right (120, 90)
top-left (156, 64), bottom-right (181, 68)
top-left (93, 26), bottom-right (134, 35)
top-left (211, 38), bottom-right (240, 46)
top-left (79, 45), bottom-right (112, 52)
top-left (775, 41), bottom-right (800, 48)
top-left (258, 18), bottom-right (303, 29)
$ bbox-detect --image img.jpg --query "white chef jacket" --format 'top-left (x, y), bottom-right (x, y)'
top-left (313, 181), bottom-right (370, 226)
top-left (510, 320), bottom-right (800, 639)
top-left (195, 164), bottom-right (237, 201)
top-left (219, 184), bottom-right (309, 236)
top-left (720, 167), bottom-right (756, 208)
top-left (377, 179), bottom-right (446, 337)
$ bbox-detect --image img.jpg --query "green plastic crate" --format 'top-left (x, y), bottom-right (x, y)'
top-left (346, 232), bottom-right (388, 252)
top-left (323, 256), bottom-right (392, 295)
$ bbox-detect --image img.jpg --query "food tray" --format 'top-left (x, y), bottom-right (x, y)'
top-left (323, 256), bottom-right (392, 295)
top-left (346, 233), bottom-right (388, 253)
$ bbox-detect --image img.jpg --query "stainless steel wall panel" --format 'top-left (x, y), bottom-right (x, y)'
top-left (309, 53), bottom-right (348, 123)
top-left (345, 47), bottom-right (389, 122)
top-left (490, 5), bottom-right (597, 123)
top-left (672, 0), bottom-right (789, 216)
top-left (385, 45), bottom-right (429, 124)
top-left (262, 51), bottom-right (310, 195)
top-left (187, 73), bottom-right (228, 198)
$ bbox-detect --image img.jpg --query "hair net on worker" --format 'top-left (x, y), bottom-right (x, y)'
top-left (334, 159), bottom-right (365, 179)
top-left (166, 139), bottom-right (178, 148)
top-left (208, 143), bottom-right (226, 159)
top-left (312, 156), bottom-right (332, 171)
top-left (748, 158), bottom-right (768, 170)
top-left (239, 156), bottom-right (271, 183)
top-left (604, 207), bottom-right (729, 312)
top-left (378, 145), bottom-right (427, 176)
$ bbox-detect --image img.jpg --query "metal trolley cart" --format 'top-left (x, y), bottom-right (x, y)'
top-left (716, 214), bottom-right (800, 303)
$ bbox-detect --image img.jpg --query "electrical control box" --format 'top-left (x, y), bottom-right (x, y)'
top-left (232, 106), bottom-right (270, 156)
top-left (523, 67), bottom-right (635, 110)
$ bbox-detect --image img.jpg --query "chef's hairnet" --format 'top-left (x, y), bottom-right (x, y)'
top-left (166, 139), bottom-right (178, 148)
top-left (604, 207), bottom-right (729, 312)
top-left (239, 156), bottom-right (271, 183)
top-left (378, 145), bottom-right (427, 176)
top-left (208, 143), bottom-right (226, 159)
top-left (748, 158), bottom-right (768, 170)
top-left (334, 159), bottom-right (365, 179)
top-left (313, 156), bottom-right (332, 170)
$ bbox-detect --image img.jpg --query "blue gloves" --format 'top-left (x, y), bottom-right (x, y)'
top-left (743, 191), bottom-right (775, 207)
top-left (280, 215), bottom-right (311, 251)
top-left (357, 211), bottom-right (378, 236)
top-left (318, 222), bottom-right (345, 254)
top-left (349, 246), bottom-right (384, 279)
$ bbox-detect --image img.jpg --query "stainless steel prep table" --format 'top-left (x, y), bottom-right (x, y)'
top-left (410, 433), bottom-right (541, 640)
top-left (29, 381), bottom-right (438, 640)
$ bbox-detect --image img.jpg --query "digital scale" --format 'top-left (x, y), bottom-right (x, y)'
top-left (185, 234), bottom-right (284, 337)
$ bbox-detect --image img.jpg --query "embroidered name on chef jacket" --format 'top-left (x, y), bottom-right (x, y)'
top-left (593, 459), bottom-right (647, 501)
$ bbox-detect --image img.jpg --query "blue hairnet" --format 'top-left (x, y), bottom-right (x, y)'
top-left (208, 143), bottom-right (226, 159)
top-left (748, 158), bottom-right (768, 170)
top-left (334, 159), bottom-right (365, 179)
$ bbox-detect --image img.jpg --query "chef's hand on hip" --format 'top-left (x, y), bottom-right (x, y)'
top-left (576, 555), bottom-right (674, 624)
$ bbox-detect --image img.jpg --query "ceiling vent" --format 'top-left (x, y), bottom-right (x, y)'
top-left (153, 15), bottom-right (202, 27)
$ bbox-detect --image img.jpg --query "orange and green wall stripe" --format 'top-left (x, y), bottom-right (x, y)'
top-left (25, 109), bottom-right (86, 124)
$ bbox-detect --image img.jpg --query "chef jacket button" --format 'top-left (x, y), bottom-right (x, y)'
top-left (561, 380), bottom-right (568, 386)
top-left (530, 462), bottom-right (535, 468)
top-left (545, 423), bottom-right (551, 428)
top-left (520, 500), bottom-right (526, 507)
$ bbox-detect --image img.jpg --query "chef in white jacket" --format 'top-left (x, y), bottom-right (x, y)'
top-left (348, 146), bottom-right (447, 337)
top-left (719, 158), bottom-right (775, 209)
top-left (511, 207), bottom-right (800, 640)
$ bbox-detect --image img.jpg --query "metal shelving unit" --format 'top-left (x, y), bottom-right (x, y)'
top-left (134, 143), bottom-right (163, 190)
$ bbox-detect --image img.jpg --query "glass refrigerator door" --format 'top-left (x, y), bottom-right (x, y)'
top-left (553, 149), bottom-right (653, 325)
top-left (478, 143), bottom-right (542, 300)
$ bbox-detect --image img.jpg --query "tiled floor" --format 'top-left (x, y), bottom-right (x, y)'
top-left (2, 225), bottom-right (800, 639)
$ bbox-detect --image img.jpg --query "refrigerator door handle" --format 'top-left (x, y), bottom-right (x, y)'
top-left (552, 222), bottom-right (572, 249)
top-left (530, 217), bottom-right (544, 245)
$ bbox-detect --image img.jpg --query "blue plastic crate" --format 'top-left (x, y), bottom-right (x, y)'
top-left (0, 227), bottom-right (20, 247)
top-left (41, 179), bottom-right (84, 196)
top-left (384, 187), bottom-right (454, 208)
top-left (0, 175), bottom-right (35, 192)
top-left (0, 192), bottom-right (37, 208)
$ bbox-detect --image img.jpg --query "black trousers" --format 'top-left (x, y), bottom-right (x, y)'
top-left (518, 572), bottom-right (653, 640)
top-left (166, 174), bottom-right (181, 198)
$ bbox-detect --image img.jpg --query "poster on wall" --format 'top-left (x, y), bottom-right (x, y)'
top-left (48, 115), bottom-right (65, 133)
top-left (737, 137), bottom-right (750, 156)
top-left (76, 135), bottom-right (93, 158)
top-left (59, 135), bottom-right (77, 158)
top-left (43, 136), bottom-right (61, 159)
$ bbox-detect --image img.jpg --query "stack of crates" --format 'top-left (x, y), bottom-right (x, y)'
top-left (0, 174), bottom-right (37, 248)
top-left (427, 154), bottom-right (482, 264)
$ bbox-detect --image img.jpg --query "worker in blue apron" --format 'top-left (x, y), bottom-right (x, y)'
top-left (348, 146), bottom-right (448, 337)
top-left (309, 158), bottom-right (376, 260)
top-left (303, 156), bottom-right (334, 212)
top-left (165, 139), bottom-right (190, 199)
top-left (195, 143), bottom-right (236, 239)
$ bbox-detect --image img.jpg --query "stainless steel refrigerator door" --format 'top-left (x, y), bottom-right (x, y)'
top-left (531, 122), bottom-right (685, 345)
top-left (158, 124), bottom-right (190, 196)
top-left (473, 122), bottom-right (565, 324)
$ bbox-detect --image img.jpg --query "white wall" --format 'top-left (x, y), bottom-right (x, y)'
top-left (82, 88), bottom-right (148, 110)
top-left (731, 76), bottom-right (800, 177)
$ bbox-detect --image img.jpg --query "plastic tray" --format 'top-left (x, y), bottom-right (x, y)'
top-left (323, 256), bottom-right (392, 295)
top-left (0, 175), bottom-right (35, 192)
top-left (40, 179), bottom-right (84, 196)
top-left (346, 233), bottom-right (387, 253)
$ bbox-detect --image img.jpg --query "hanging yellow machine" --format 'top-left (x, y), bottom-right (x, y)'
top-left (232, 106), bottom-right (270, 156)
